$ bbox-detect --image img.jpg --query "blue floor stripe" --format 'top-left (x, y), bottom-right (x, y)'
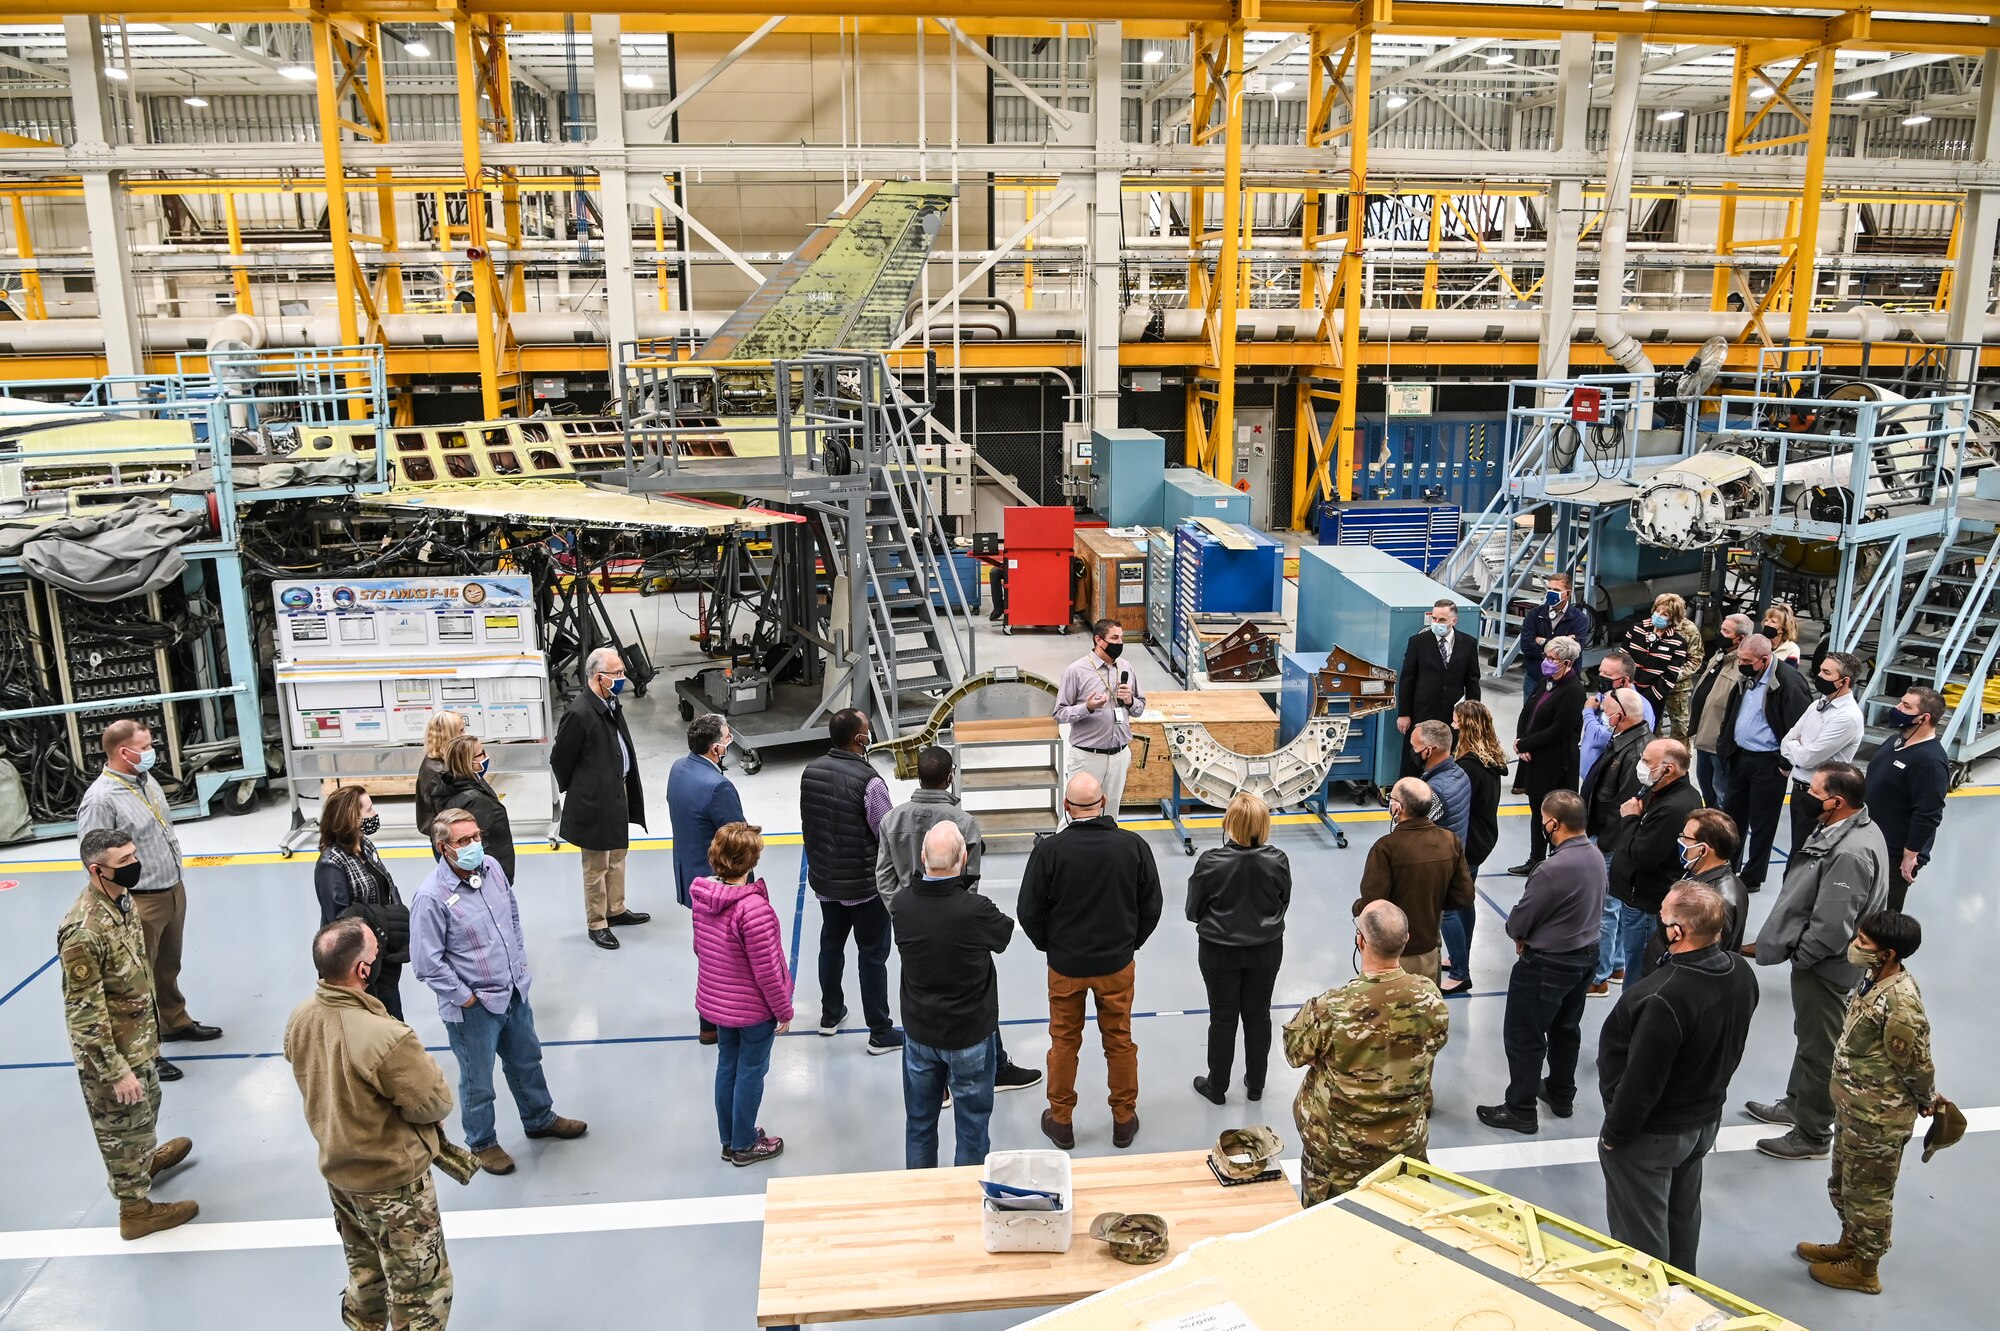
top-left (0, 955), bottom-right (57, 1009)
top-left (787, 851), bottom-right (809, 981)
top-left (0, 989), bottom-right (1516, 1072)
top-left (1474, 885), bottom-right (1514, 923)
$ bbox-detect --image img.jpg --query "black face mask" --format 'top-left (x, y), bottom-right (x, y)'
top-left (108, 860), bottom-right (143, 890)
top-left (1100, 641), bottom-right (1124, 661)
top-left (360, 814), bottom-right (382, 837)
top-left (1811, 675), bottom-right (1839, 697)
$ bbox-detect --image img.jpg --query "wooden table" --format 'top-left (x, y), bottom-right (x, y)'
top-left (755, 1150), bottom-right (1300, 1326)
top-left (1124, 690), bottom-right (1278, 807)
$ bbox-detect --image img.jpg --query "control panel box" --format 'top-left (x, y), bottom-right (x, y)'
top-left (281, 666), bottom-right (548, 748)
top-left (274, 576), bottom-right (538, 660)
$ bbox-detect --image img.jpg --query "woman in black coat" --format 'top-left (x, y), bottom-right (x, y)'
top-left (313, 785), bottom-right (409, 1018)
top-left (1441, 700), bottom-right (1510, 994)
top-left (1512, 634), bottom-right (1588, 873)
top-left (1185, 792), bottom-right (1292, 1105)
top-left (434, 733), bottom-right (518, 884)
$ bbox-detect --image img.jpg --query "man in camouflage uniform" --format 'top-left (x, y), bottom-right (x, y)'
top-left (1283, 900), bottom-right (1450, 1204)
top-left (286, 918), bottom-right (461, 1331)
top-left (1800, 909), bottom-right (1941, 1296)
top-left (60, 828), bottom-right (200, 1239)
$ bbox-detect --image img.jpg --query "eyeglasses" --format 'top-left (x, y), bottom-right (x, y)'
top-left (448, 832), bottom-right (483, 849)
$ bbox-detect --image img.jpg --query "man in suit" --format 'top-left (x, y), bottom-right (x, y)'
top-left (549, 647), bottom-right (652, 950)
top-left (667, 712), bottom-right (745, 1043)
top-left (1397, 600), bottom-right (1481, 778)
top-left (1716, 635), bottom-right (1811, 893)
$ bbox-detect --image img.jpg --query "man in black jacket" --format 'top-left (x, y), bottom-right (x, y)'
top-left (549, 648), bottom-right (651, 950)
top-left (1396, 600), bottom-right (1481, 778)
top-left (798, 709), bottom-right (901, 1055)
top-left (1717, 635), bottom-right (1811, 892)
top-left (1609, 739), bottom-right (1704, 983)
top-left (1582, 688), bottom-right (1648, 993)
top-left (1864, 686), bottom-right (1951, 912)
top-left (1019, 772), bottom-right (1163, 1152)
top-left (890, 823), bottom-right (1015, 1169)
top-left (1597, 882), bottom-right (1758, 1275)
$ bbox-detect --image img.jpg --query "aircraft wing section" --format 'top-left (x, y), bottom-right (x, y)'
top-left (360, 482), bottom-right (805, 532)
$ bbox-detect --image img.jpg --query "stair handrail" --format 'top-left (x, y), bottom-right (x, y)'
top-left (1933, 531), bottom-right (2000, 753)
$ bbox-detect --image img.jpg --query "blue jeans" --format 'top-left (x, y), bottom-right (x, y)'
top-left (715, 1020), bottom-right (778, 1153)
top-left (444, 989), bottom-right (557, 1151)
top-left (1595, 898), bottom-right (1655, 984)
top-left (903, 1033), bottom-right (998, 1169)
top-left (1440, 904), bottom-right (1478, 985)
top-left (1696, 748), bottom-right (1726, 807)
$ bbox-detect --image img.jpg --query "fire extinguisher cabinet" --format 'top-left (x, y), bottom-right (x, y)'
top-left (1002, 505), bottom-right (1076, 633)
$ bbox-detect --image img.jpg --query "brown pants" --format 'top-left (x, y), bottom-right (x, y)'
top-left (581, 849), bottom-right (628, 931)
top-left (132, 883), bottom-right (191, 1031)
top-left (1046, 963), bottom-right (1138, 1125)
top-left (1400, 949), bottom-right (1440, 985)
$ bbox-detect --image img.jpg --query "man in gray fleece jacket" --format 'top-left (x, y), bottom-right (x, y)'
top-left (1745, 761), bottom-right (1887, 1160)
top-left (875, 745), bottom-right (1039, 1093)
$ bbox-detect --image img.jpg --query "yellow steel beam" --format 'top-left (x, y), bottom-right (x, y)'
top-left (456, 17), bottom-right (507, 420)
top-left (221, 193), bottom-right (253, 315)
top-left (7, 194), bottom-right (45, 320)
top-left (1327, 22), bottom-right (1371, 511)
top-left (312, 17), bottom-right (365, 357)
top-left (1788, 45), bottom-right (1838, 345)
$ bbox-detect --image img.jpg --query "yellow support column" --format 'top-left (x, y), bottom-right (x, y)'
top-left (363, 31), bottom-right (403, 317)
top-left (1421, 193), bottom-right (1442, 310)
top-left (1787, 46), bottom-right (1837, 344)
top-left (1207, 19), bottom-right (1247, 483)
top-left (313, 18), bottom-right (364, 354)
top-left (8, 195), bottom-right (46, 319)
top-left (221, 193), bottom-right (252, 314)
top-left (455, 18), bottom-right (504, 419)
top-left (1330, 29), bottom-right (1371, 505)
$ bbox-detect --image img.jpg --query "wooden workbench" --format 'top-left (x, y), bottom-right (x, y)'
top-left (1124, 690), bottom-right (1278, 808)
top-left (755, 1150), bottom-right (1300, 1326)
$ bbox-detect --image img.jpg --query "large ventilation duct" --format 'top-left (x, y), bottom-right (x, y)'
top-left (1595, 33), bottom-right (1656, 415)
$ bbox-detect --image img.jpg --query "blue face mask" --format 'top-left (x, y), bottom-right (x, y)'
top-left (1651, 613), bottom-right (1669, 629)
top-left (1545, 589), bottom-right (1562, 606)
top-left (1881, 709), bottom-right (1920, 730)
top-left (1679, 841), bottom-right (1704, 871)
top-left (1430, 621), bottom-right (1449, 639)
top-left (478, 757), bottom-right (491, 777)
top-left (126, 747), bottom-right (157, 774)
top-left (453, 842), bottom-right (485, 872)
top-left (608, 677), bottom-right (627, 697)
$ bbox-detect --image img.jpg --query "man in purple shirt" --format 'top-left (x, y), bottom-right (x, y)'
top-left (1054, 620), bottom-right (1146, 820)
top-left (412, 808), bottom-right (588, 1175)
top-left (798, 710), bottom-right (904, 1055)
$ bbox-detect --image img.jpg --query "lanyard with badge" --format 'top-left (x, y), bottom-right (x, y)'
top-left (1104, 662), bottom-right (1128, 727)
top-left (109, 772), bottom-right (173, 837)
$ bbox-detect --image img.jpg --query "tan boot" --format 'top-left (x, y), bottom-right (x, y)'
top-left (119, 1198), bottom-right (198, 1240)
top-left (474, 1144), bottom-right (516, 1175)
top-left (1795, 1229), bottom-right (1853, 1264)
top-left (1809, 1256), bottom-right (1881, 1294)
top-left (148, 1137), bottom-right (193, 1179)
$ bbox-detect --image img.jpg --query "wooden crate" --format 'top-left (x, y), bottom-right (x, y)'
top-left (1123, 689), bottom-right (1277, 807)
top-left (326, 775), bottom-right (418, 797)
top-left (1073, 528), bottom-right (1151, 637)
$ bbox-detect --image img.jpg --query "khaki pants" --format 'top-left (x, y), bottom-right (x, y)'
top-left (1063, 744), bottom-right (1132, 818)
top-left (132, 882), bottom-right (191, 1031)
top-left (1046, 963), bottom-right (1138, 1125)
top-left (581, 849), bottom-right (628, 931)
top-left (1400, 949), bottom-right (1441, 985)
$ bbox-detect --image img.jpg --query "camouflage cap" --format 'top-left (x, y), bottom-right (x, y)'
top-left (1209, 1125), bottom-right (1284, 1181)
top-left (1088, 1212), bottom-right (1169, 1264)
top-left (1923, 1097), bottom-right (1967, 1162)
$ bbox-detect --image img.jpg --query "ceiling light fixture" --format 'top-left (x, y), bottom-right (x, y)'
top-left (403, 38), bottom-right (432, 59)
top-left (184, 83), bottom-right (207, 107)
top-left (1847, 88), bottom-right (1879, 101)
top-left (1750, 86), bottom-right (1775, 101)
top-left (1484, 51), bottom-right (1513, 66)
top-left (623, 71), bottom-right (653, 90)
top-left (1143, 49), bottom-right (1164, 64)
top-left (104, 66), bottom-right (128, 81)
top-left (280, 64), bottom-right (316, 81)
top-left (1271, 80), bottom-right (1295, 95)
top-left (1386, 94), bottom-right (1409, 109)
top-left (1902, 113), bottom-right (1932, 126)
top-left (1656, 109), bottom-right (1685, 122)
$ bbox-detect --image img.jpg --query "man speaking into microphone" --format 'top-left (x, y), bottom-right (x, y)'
top-left (1054, 620), bottom-right (1146, 821)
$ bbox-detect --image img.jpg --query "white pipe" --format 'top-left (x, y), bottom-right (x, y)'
top-left (1595, 34), bottom-right (1656, 412)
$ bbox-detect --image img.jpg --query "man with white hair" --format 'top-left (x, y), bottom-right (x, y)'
top-left (551, 646), bottom-right (653, 949)
top-left (1688, 613), bottom-right (1756, 804)
top-left (889, 821), bottom-right (1017, 1169)
top-left (1716, 634), bottom-right (1811, 892)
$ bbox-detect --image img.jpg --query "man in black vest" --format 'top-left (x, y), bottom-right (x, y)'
top-left (550, 647), bottom-right (651, 950)
top-left (799, 709), bottom-right (902, 1055)
top-left (1396, 600), bottom-right (1482, 778)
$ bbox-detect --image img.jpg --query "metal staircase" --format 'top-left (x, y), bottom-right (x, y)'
top-left (1861, 515), bottom-right (2000, 767)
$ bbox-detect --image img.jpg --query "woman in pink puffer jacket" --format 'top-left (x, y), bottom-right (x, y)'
top-left (690, 821), bottom-right (794, 1166)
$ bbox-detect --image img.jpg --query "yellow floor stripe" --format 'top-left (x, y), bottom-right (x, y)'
top-left (0, 785), bottom-right (1994, 876)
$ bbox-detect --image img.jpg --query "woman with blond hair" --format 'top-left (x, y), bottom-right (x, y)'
top-left (415, 709), bottom-right (465, 853)
top-left (1441, 700), bottom-right (1509, 995)
top-left (691, 822), bottom-right (793, 1166)
top-left (1762, 600), bottom-right (1803, 664)
top-left (1623, 593), bottom-right (1692, 722)
top-left (1185, 792), bottom-right (1292, 1105)
top-left (1657, 593), bottom-right (1707, 738)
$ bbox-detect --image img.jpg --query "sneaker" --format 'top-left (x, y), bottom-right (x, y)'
top-left (818, 1006), bottom-right (847, 1037)
top-left (728, 1135), bottom-right (785, 1167)
top-left (1587, 981), bottom-right (1611, 998)
top-left (1475, 1103), bottom-right (1539, 1135)
top-left (1610, 968), bottom-right (1626, 983)
top-left (1536, 1080), bottom-right (1574, 1119)
top-left (722, 1128), bottom-right (764, 1161)
top-left (1757, 1130), bottom-right (1831, 1161)
top-left (866, 1030), bottom-right (905, 1056)
top-left (995, 1062), bottom-right (1044, 1092)
top-left (1745, 1099), bottom-right (1795, 1126)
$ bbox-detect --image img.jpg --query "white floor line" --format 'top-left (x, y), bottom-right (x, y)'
top-left (5, 1108), bottom-right (1989, 1262)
